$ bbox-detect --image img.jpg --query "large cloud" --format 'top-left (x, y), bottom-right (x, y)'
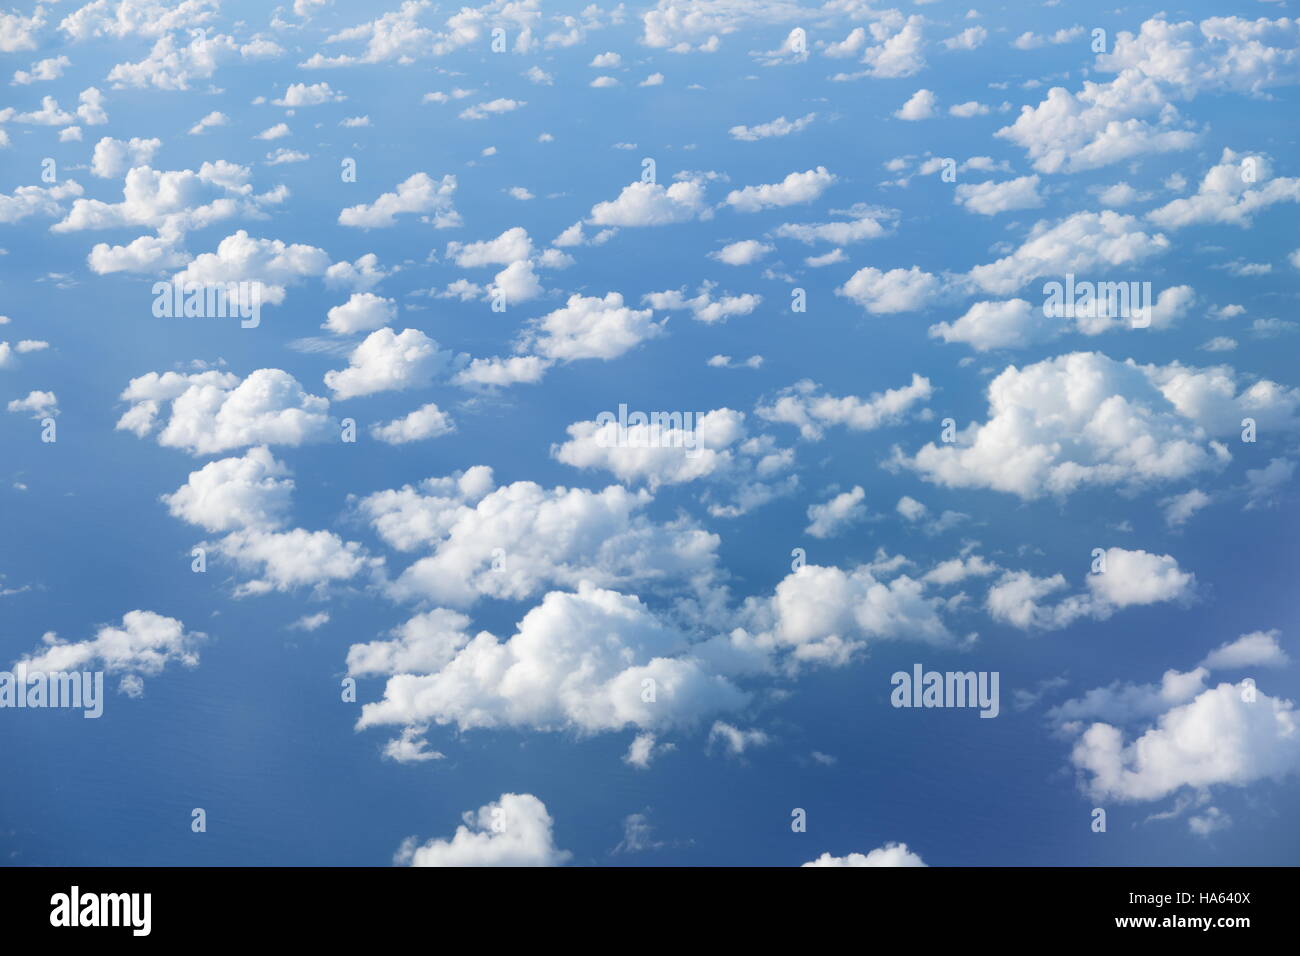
top-left (395, 793), bottom-right (571, 867)
top-left (117, 368), bottom-right (335, 455)
top-left (893, 352), bottom-right (1300, 499)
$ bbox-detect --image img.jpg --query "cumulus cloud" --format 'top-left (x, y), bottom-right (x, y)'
top-left (802, 842), bottom-right (926, 867)
top-left (338, 172), bottom-right (459, 229)
top-left (117, 368), bottom-right (335, 455)
top-left (395, 793), bottom-right (571, 867)
top-left (894, 352), bottom-right (1300, 499)
top-left (358, 467), bottom-right (720, 607)
top-left (757, 375), bottom-right (932, 441)
top-left (726, 167), bottom-right (835, 212)
top-left (16, 610), bottom-right (203, 697)
top-left (986, 548), bottom-right (1195, 631)
top-left (324, 328), bottom-right (458, 399)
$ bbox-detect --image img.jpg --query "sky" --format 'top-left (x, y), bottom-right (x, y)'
top-left (1, 0), bottom-right (1299, 868)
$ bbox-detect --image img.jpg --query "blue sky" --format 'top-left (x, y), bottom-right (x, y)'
top-left (2, 0), bottom-right (1299, 867)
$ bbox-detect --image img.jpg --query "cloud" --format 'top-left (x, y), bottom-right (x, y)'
top-left (894, 89), bottom-right (935, 120)
top-left (892, 351), bottom-right (1300, 499)
top-left (726, 167), bottom-right (834, 212)
top-left (370, 403), bottom-right (455, 444)
top-left (520, 292), bottom-right (664, 362)
top-left (161, 446), bottom-right (294, 532)
top-left (356, 583), bottom-right (749, 735)
top-left (954, 175), bottom-right (1042, 215)
top-left (395, 793), bottom-right (571, 867)
top-left (1147, 148), bottom-right (1300, 229)
top-left (1201, 630), bottom-right (1288, 670)
top-left (967, 211), bottom-right (1169, 296)
top-left (838, 266), bottom-right (941, 314)
top-left (117, 368), bottom-right (335, 455)
top-left (805, 486), bottom-right (868, 538)
top-left (359, 467), bottom-right (720, 607)
top-left (323, 293), bottom-right (396, 335)
top-left (16, 610), bottom-right (203, 697)
top-left (757, 375), bottom-right (932, 441)
top-left (89, 137), bottom-right (162, 178)
top-left (551, 408), bottom-right (749, 489)
top-left (985, 548), bottom-right (1195, 631)
top-left (338, 173), bottom-right (459, 228)
top-left (1068, 678), bottom-right (1300, 802)
top-left (588, 179), bottom-right (708, 226)
top-left (729, 112), bottom-right (815, 141)
top-left (802, 843), bottom-right (926, 867)
top-left (712, 239), bottom-right (772, 265)
top-left (324, 328), bottom-right (458, 399)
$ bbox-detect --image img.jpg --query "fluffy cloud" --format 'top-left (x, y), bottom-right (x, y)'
top-left (519, 293), bottom-right (664, 362)
top-left (588, 179), bottom-right (708, 227)
top-left (1147, 148), bottom-right (1300, 229)
top-left (954, 176), bottom-right (1043, 215)
top-left (838, 266), bottom-right (941, 313)
top-left (757, 375), bottom-right (932, 441)
top-left (370, 403), bottom-right (455, 444)
top-left (356, 583), bottom-right (749, 734)
top-left (552, 408), bottom-right (749, 488)
top-left (395, 793), bottom-right (571, 867)
top-left (967, 211), bottom-right (1169, 296)
top-left (322, 292), bottom-right (396, 335)
top-left (16, 610), bottom-right (202, 696)
top-left (161, 446), bottom-right (293, 532)
top-left (117, 368), bottom-right (335, 454)
top-left (359, 467), bottom-right (720, 607)
top-left (338, 173), bottom-right (459, 229)
top-left (802, 842), bottom-right (926, 867)
top-left (1200, 630), bottom-right (1288, 670)
top-left (986, 548), bottom-right (1195, 631)
top-left (324, 328), bottom-right (458, 399)
top-left (894, 352), bottom-right (1300, 498)
top-left (805, 486), bottom-right (868, 538)
top-left (726, 167), bottom-right (834, 212)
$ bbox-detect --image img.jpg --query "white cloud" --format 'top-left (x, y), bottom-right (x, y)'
top-left (520, 292), bottom-right (664, 362)
top-left (894, 89), bottom-right (935, 120)
top-left (360, 468), bottom-right (720, 607)
top-left (324, 328), bottom-right (457, 400)
top-left (729, 112), bottom-right (815, 141)
top-left (954, 175), bottom-right (1042, 215)
top-left (117, 368), bottom-right (335, 455)
top-left (893, 352), bottom-right (1300, 499)
top-left (805, 486), bottom-right (868, 538)
top-left (161, 446), bottom-right (294, 533)
top-left (395, 793), bottom-right (571, 867)
top-left (370, 403), bottom-right (455, 444)
top-left (838, 266), bottom-right (940, 314)
top-left (339, 173), bottom-right (459, 229)
top-left (89, 136), bottom-right (161, 178)
top-left (757, 375), bottom-right (932, 441)
top-left (1201, 631), bottom-right (1288, 670)
top-left (803, 843), bottom-right (926, 867)
top-left (357, 583), bottom-right (748, 734)
top-left (323, 292), bottom-right (396, 335)
top-left (16, 610), bottom-right (202, 696)
top-left (1148, 148), bottom-right (1300, 229)
top-left (712, 239), bottom-right (772, 265)
top-left (967, 211), bottom-right (1169, 296)
top-left (588, 179), bottom-right (708, 227)
top-left (726, 167), bottom-right (834, 212)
